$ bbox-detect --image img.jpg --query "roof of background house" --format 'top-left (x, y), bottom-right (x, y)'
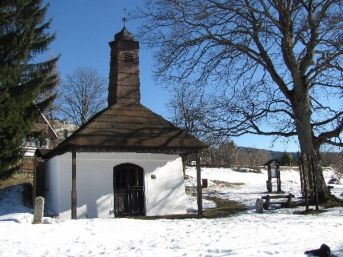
top-left (31, 112), bottom-right (58, 140)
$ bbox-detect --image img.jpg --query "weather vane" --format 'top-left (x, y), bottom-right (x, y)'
top-left (122, 17), bottom-right (127, 28)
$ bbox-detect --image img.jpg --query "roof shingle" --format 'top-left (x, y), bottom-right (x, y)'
top-left (44, 102), bottom-right (207, 158)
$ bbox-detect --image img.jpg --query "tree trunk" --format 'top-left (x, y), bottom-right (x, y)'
top-left (293, 98), bottom-right (329, 202)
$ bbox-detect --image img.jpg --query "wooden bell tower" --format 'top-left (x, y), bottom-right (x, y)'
top-left (108, 20), bottom-right (140, 106)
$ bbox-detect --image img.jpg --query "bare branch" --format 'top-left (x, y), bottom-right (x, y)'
top-left (136, 0), bottom-right (343, 155)
top-left (316, 119), bottom-right (343, 145)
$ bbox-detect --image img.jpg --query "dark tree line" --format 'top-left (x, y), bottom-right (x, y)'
top-left (185, 142), bottom-right (273, 169)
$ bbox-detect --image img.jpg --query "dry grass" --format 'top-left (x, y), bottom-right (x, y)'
top-left (131, 196), bottom-right (248, 220)
top-left (203, 196), bottom-right (248, 218)
top-left (183, 179), bottom-right (248, 218)
top-left (0, 172), bottom-right (33, 189)
top-left (212, 180), bottom-right (244, 188)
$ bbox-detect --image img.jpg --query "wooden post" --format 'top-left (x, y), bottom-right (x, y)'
top-left (32, 156), bottom-right (38, 202)
top-left (71, 150), bottom-right (77, 219)
top-left (287, 194), bottom-right (292, 207)
top-left (276, 165), bottom-right (281, 192)
top-left (181, 154), bottom-right (186, 178)
top-left (202, 178), bottom-right (208, 188)
top-left (264, 195), bottom-right (270, 210)
top-left (267, 165), bottom-right (272, 192)
top-left (196, 152), bottom-right (202, 217)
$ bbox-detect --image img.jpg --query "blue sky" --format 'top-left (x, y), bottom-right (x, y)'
top-left (45, 0), bottom-right (300, 152)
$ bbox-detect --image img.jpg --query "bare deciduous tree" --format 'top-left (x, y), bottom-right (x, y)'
top-left (57, 67), bottom-right (107, 126)
top-left (168, 84), bottom-right (209, 139)
top-left (137, 0), bottom-right (343, 201)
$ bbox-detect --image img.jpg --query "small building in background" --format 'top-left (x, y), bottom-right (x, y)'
top-left (51, 120), bottom-right (78, 143)
top-left (21, 112), bottom-right (58, 172)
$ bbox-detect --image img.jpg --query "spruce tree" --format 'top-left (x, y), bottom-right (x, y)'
top-left (0, 0), bottom-right (58, 177)
top-left (280, 152), bottom-right (293, 166)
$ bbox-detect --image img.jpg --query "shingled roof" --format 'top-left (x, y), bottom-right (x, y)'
top-left (44, 102), bottom-right (207, 158)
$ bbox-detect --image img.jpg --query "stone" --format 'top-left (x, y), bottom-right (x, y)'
top-left (32, 196), bottom-right (45, 224)
top-left (255, 198), bottom-right (264, 214)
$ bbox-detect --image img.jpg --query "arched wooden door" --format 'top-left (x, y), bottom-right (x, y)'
top-left (113, 163), bottom-right (145, 216)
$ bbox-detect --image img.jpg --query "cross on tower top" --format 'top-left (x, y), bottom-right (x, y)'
top-left (122, 17), bottom-right (127, 28)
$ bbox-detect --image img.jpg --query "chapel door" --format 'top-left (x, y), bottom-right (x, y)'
top-left (113, 163), bottom-right (145, 216)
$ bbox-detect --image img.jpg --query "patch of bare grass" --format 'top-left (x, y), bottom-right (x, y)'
top-left (203, 196), bottom-right (248, 218)
top-left (212, 180), bottom-right (244, 188)
top-left (0, 172), bottom-right (33, 189)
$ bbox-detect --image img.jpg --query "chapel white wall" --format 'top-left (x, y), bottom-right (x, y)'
top-left (45, 157), bottom-right (59, 215)
top-left (45, 152), bottom-right (186, 219)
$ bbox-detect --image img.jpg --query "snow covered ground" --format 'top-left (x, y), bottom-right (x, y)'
top-left (0, 167), bottom-right (342, 257)
top-left (186, 166), bottom-right (342, 208)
